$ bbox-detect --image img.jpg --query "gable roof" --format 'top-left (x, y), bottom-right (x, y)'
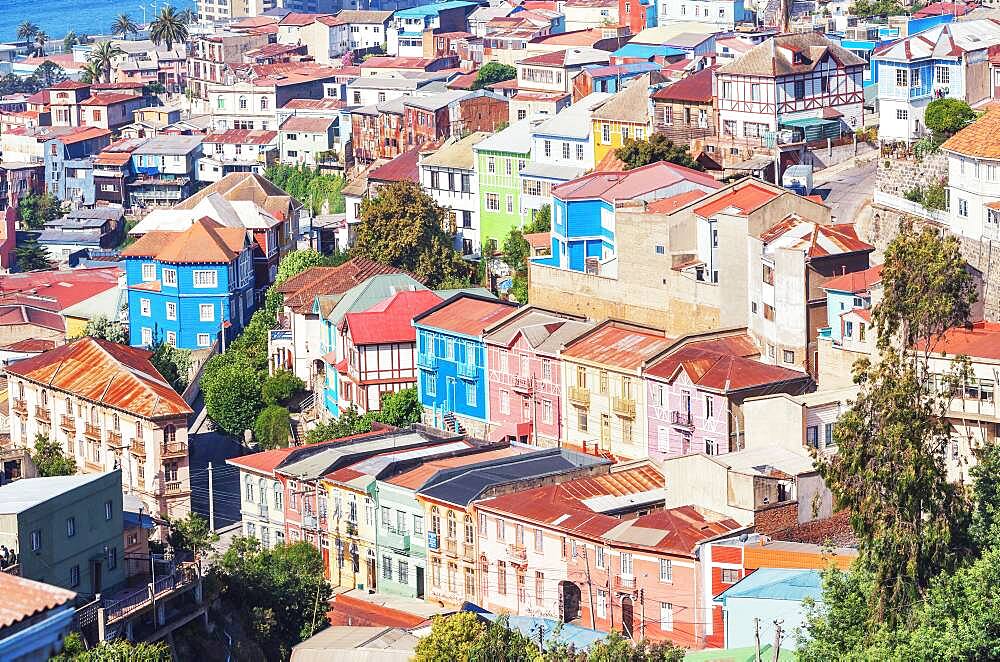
top-left (342, 289), bottom-right (443, 345)
top-left (562, 320), bottom-right (673, 370)
top-left (592, 74), bottom-right (651, 124)
top-left (279, 259), bottom-right (421, 315)
top-left (368, 146), bottom-right (422, 184)
top-left (554, 161), bottom-right (720, 203)
top-left (645, 345), bottom-right (810, 391)
top-left (121, 216), bottom-right (247, 263)
top-left (759, 217), bottom-right (873, 258)
top-left (651, 66), bottom-right (716, 103)
top-left (483, 308), bottom-right (593, 354)
top-left (174, 172), bottom-right (300, 219)
top-left (517, 47), bottom-right (610, 68)
top-left (873, 20), bottom-right (1000, 63)
top-left (6, 337), bottom-right (192, 419)
top-left (693, 180), bottom-right (782, 218)
top-left (941, 109), bottom-right (1000, 159)
top-left (822, 263), bottom-right (884, 294)
top-left (412, 293), bottom-right (518, 336)
top-left (718, 32), bottom-right (865, 77)
top-left (919, 320), bottom-right (1000, 360)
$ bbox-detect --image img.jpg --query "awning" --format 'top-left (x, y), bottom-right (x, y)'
top-left (780, 117), bottom-right (843, 142)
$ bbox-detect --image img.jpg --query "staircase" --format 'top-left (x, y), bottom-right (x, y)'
top-left (289, 419), bottom-right (307, 446)
top-left (442, 412), bottom-right (466, 435)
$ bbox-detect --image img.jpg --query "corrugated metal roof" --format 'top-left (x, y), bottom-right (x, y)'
top-left (0, 572), bottom-right (76, 630)
top-left (561, 321), bottom-right (673, 370)
top-left (715, 568), bottom-right (823, 602)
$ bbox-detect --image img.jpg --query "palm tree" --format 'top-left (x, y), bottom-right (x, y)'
top-left (90, 41), bottom-right (125, 84)
top-left (179, 8), bottom-right (197, 25)
top-left (63, 31), bottom-right (78, 53)
top-left (111, 14), bottom-right (139, 40)
top-left (149, 6), bottom-right (189, 51)
top-left (16, 21), bottom-right (38, 43)
top-left (79, 60), bottom-right (103, 85)
top-left (33, 32), bottom-right (48, 58)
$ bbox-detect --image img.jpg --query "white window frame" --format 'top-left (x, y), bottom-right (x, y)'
top-left (165, 301), bottom-right (177, 320)
top-left (193, 270), bottom-right (218, 288)
top-left (140, 298), bottom-right (151, 317)
top-left (200, 303), bottom-right (215, 322)
top-left (141, 263), bottom-right (155, 281)
top-left (162, 268), bottom-right (177, 287)
top-left (197, 333), bottom-right (211, 347)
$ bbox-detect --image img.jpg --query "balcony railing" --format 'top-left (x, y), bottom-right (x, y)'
top-left (161, 441), bottom-right (187, 458)
top-left (512, 376), bottom-right (532, 392)
top-left (417, 352), bottom-right (437, 370)
top-left (131, 439), bottom-right (146, 457)
top-left (615, 575), bottom-right (637, 592)
top-left (568, 386), bottom-right (590, 407)
top-left (35, 406), bottom-right (50, 422)
top-left (671, 411), bottom-right (693, 428)
top-left (612, 397), bottom-right (636, 418)
top-left (382, 526), bottom-right (411, 552)
top-left (456, 362), bottom-right (477, 379)
top-left (85, 459), bottom-right (104, 472)
top-left (11, 399), bottom-right (26, 415)
top-left (107, 431), bottom-right (123, 448)
top-left (507, 543), bottom-right (527, 562)
top-left (463, 543), bottom-right (476, 562)
top-left (258, 503), bottom-right (269, 519)
top-left (444, 538), bottom-right (458, 557)
top-left (165, 481), bottom-right (183, 494)
top-left (60, 415), bottom-right (76, 432)
top-left (84, 423), bottom-right (102, 440)
top-left (269, 329), bottom-right (292, 342)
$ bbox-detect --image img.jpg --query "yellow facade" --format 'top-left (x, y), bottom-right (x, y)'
top-left (419, 496), bottom-right (480, 608)
top-left (324, 479), bottom-right (379, 592)
top-left (65, 316), bottom-right (88, 340)
top-left (592, 119), bottom-right (649, 166)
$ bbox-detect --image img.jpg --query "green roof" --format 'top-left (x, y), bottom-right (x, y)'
top-left (685, 644), bottom-right (795, 662)
top-left (325, 274), bottom-right (426, 326)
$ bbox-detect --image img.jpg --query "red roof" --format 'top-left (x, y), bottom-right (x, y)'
top-left (49, 80), bottom-right (90, 91)
top-left (523, 231), bottom-right (550, 251)
top-left (368, 146), bottom-right (422, 184)
top-left (913, 1), bottom-right (973, 17)
top-left (919, 321), bottom-right (1000, 360)
top-left (282, 98), bottom-right (347, 110)
top-left (227, 446), bottom-right (297, 474)
top-left (6, 337), bottom-right (192, 418)
top-left (822, 264), bottom-right (884, 293)
top-left (759, 217), bottom-right (874, 257)
top-left (203, 129), bottom-right (277, 145)
top-left (0, 338), bottom-right (56, 352)
top-left (0, 266), bottom-right (120, 312)
top-left (413, 294), bottom-right (517, 336)
top-left (447, 71), bottom-right (480, 90)
top-left (554, 161), bottom-right (719, 203)
top-left (80, 93), bottom-right (139, 106)
top-left (278, 258), bottom-right (420, 314)
top-left (56, 126), bottom-right (112, 145)
top-left (645, 345), bottom-right (809, 390)
top-left (342, 289), bottom-right (442, 345)
top-left (363, 56), bottom-right (436, 69)
top-left (0, 573), bottom-right (76, 629)
top-left (651, 66), bottom-right (716, 103)
top-left (279, 11), bottom-right (331, 25)
top-left (530, 28), bottom-right (608, 47)
top-left (562, 321), bottom-right (673, 370)
top-left (694, 181), bottom-right (781, 218)
top-left (646, 189), bottom-right (709, 214)
top-left (387, 447), bottom-right (527, 489)
top-left (122, 217), bottom-right (247, 263)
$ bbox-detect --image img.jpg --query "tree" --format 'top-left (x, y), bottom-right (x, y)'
top-left (969, 440), bottom-right (1000, 552)
top-left (14, 237), bottom-right (52, 272)
top-left (413, 612), bottom-right (488, 662)
top-left (179, 8), bottom-right (197, 24)
top-left (587, 632), bottom-right (686, 662)
top-left (32, 61), bottom-right (68, 88)
top-left (215, 537), bottom-right (332, 660)
top-left (33, 32), bottom-right (48, 58)
top-left (472, 62), bottom-right (516, 90)
top-left (16, 22), bottom-right (38, 43)
top-left (85, 315), bottom-right (128, 344)
top-left (375, 388), bottom-right (421, 427)
top-left (150, 340), bottom-right (192, 393)
top-left (203, 361), bottom-right (265, 437)
top-left (91, 41), bottom-right (126, 84)
top-left (615, 133), bottom-right (703, 171)
top-left (262, 371), bottom-right (305, 405)
top-left (502, 228), bottom-right (530, 274)
top-left (18, 192), bottom-right (62, 230)
top-left (263, 164), bottom-right (345, 216)
top-left (112, 14), bottom-right (139, 40)
top-left (150, 5), bottom-right (189, 51)
top-left (304, 405), bottom-right (375, 444)
top-left (352, 181), bottom-right (469, 287)
top-left (274, 248), bottom-right (332, 286)
top-left (467, 615), bottom-right (541, 662)
top-left (31, 434), bottom-right (76, 476)
top-left (925, 98), bottom-right (977, 142)
top-left (167, 512), bottom-right (218, 560)
top-left (525, 204), bottom-right (551, 233)
top-left (254, 404), bottom-right (291, 449)
top-left (52, 634), bottom-right (170, 661)
top-left (63, 32), bottom-right (79, 53)
top-left (848, 0), bottom-right (904, 17)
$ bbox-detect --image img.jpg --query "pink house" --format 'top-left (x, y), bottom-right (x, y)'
top-left (483, 307), bottom-right (593, 445)
top-left (644, 332), bottom-right (813, 461)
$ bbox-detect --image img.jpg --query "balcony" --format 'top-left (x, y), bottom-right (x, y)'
top-left (671, 411), bottom-right (693, 428)
top-left (444, 538), bottom-right (458, 557)
top-left (34, 406), bottom-right (50, 422)
top-left (507, 543), bottom-right (527, 562)
top-left (165, 481), bottom-right (184, 495)
top-left (59, 415), bottom-right (76, 432)
top-left (382, 526), bottom-right (411, 552)
top-left (568, 386), bottom-right (590, 407)
top-left (107, 431), bottom-right (123, 448)
top-left (161, 441), bottom-right (187, 458)
top-left (11, 399), bottom-right (26, 416)
top-left (615, 575), bottom-right (637, 592)
top-left (131, 439), bottom-right (146, 458)
top-left (456, 362), bottom-right (477, 379)
top-left (612, 397), bottom-right (636, 418)
top-left (948, 397), bottom-right (999, 421)
top-left (417, 352), bottom-right (437, 370)
top-left (303, 515), bottom-right (318, 530)
top-left (269, 328), bottom-right (292, 342)
top-left (257, 503), bottom-right (269, 519)
top-left (512, 376), bottom-right (532, 392)
top-left (84, 423), bottom-right (102, 440)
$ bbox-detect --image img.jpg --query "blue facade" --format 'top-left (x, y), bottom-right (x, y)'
top-left (414, 326), bottom-right (489, 425)
top-left (549, 197), bottom-right (615, 272)
top-left (44, 134), bottom-right (110, 205)
top-left (822, 288), bottom-right (871, 342)
top-left (125, 251), bottom-right (254, 350)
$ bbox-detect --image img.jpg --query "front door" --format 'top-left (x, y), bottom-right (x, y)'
top-left (367, 558), bottom-right (376, 592)
top-left (621, 596), bottom-right (634, 639)
top-left (416, 566), bottom-right (425, 599)
top-left (92, 559), bottom-right (102, 595)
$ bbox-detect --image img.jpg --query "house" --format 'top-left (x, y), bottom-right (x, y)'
top-left (47, 80), bottom-right (93, 128)
top-left (591, 74), bottom-right (658, 166)
top-left (572, 62), bottom-right (662, 100)
top-left (714, 569), bottom-right (822, 652)
top-left (643, 330), bottom-right (813, 461)
top-left (715, 32), bottom-right (865, 146)
top-left (546, 161), bottom-right (721, 273)
top-left (228, 446), bottom-right (297, 549)
top-left (413, 293), bottom-right (519, 436)
top-left (561, 0), bottom-right (621, 31)
top-left (277, 98), bottom-right (351, 168)
top-left (873, 21), bottom-right (1000, 143)
top-left (121, 217), bottom-right (254, 350)
top-left (419, 132), bottom-right (491, 256)
top-left (345, 71), bottom-right (451, 108)
top-left (742, 386), bottom-right (857, 457)
top-left (129, 135), bottom-right (204, 207)
top-left (416, 447), bottom-right (610, 608)
top-left (187, 31), bottom-right (271, 102)
top-left (532, 93), bottom-right (612, 172)
top-left (130, 106), bottom-right (184, 137)
top-left (658, 0), bottom-right (750, 28)
top-left (747, 215), bottom-right (873, 374)
top-left (197, 129), bottom-right (278, 183)
top-left (0, 572), bottom-right (77, 662)
top-left (511, 48), bottom-right (611, 121)
top-left (941, 110), bottom-right (1000, 240)
top-left (61, 286), bottom-right (127, 340)
top-left (0, 472), bottom-right (126, 594)
top-left (560, 319), bottom-right (674, 460)
top-left (93, 139), bottom-right (146, 207)
top-left (278, 117), bottom-right (337, 169)
top-left (350, 98), bottom-right (407, 164)
top-left (79, 92), bottom-right (147, 132)
top-left (37, 206), bottom-right (125, 264)
top-left (483, 307), bottom-right (593, 446)
top-left (0, 163), bottom-right (44, 221)
top-left (816, 264), bottom-right (882, 387)
top-left (336, 289), bottom-right (443, 414)
top-left (404, 91), bottom-right (509, 148)
top-left (43, 127), bottom-right (113, 206)
top-left (388, 1), bottom-right (481, 57)
top-left (475, 463), bottom-right (742, 646)
top-left (651, 66), bottom-right (717, 145)
top-left (474, 120), bottom-right (535, 253)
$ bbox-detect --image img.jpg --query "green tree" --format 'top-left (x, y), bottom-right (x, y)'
top-left (150, 5), bottom-right (189, 51)
top-left (970, 440), bottom-right (1000, 551)
top-left (85, 315), bottom-right (128, 343)
top-left (18, 192), bottom-right (62, 230)
top-left (14, 237), bottom-right (51, 271)
top-left (274, 248), bottom-right (332, 286)
top-left (215, 537), bottom-right (332, 660)
top-left (615, 133), bottom-right (703, 171)
top-left (304, 405), bottom-right (375, 444)
top-left (414, 612), bottom-right (488, 662)
top-left (587, 632), bottom-right (685, 662)
top-left (203, 360), bottom-right (265, 437)
top-left (509, 276), bottom-right (528, 304)
top-left (262, 370), bottom-right (305, 405)
top-left (467, 615), bottom-right (541, 662)
top-left (925, 98), bottom-right (976, 142)
top-left (150, 340), bottom-right (192, 393)
top-left (52, 635), bottom-right (170, 661)
top-left (79, 60), bottom-right (103, 85)
top-left (848, 0), bottom-right (904, 17)
top-left (525, 204), bottom-right (551, 233)
top-left (16, 22), bottom-right (38, 42)
top-left (33, 32), bottom-right (48, 58)
top-left (352, 181), bottom-right (468, 287)
top-left (31, 61), bottom-right (68, 88)
top-left (263, 164), bottom-right (345, 216)
top-left (31, 433), bottom-right (76, 476)
top-left (62, 32), bottom-right (79, 53)
top-left (90, 41), bottom-right (126, 84)
top-left (111, 13), bottom-right (139, 40)
top-left (472, 62), bottom-right (517, 90)
top-left (502, 228), bottom-right (530, 274)
top-left (179, 8), bottom-right (197, 24)
top-left (374, 387), bottom-right (421, 427)
top-left (254, 404), bottom-right (291, 449)
top-left (167, 512), bottom-right (219, 560)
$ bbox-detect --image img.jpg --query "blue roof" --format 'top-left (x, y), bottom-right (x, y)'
top-left (393, 1), bottom-right (478, 18)
top-left (715, 569), bottom-right (823, 603)
top-left (612, 43), bottom-right (685, 59)
top-left (458, 604), bottom-right (608, 650)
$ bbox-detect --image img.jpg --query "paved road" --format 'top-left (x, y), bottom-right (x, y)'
top-left (813, 160), bottom-right (876, 223)
top-left (189, 429), bottom-right (246, 530)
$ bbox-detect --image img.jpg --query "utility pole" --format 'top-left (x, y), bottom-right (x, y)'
top-left (639, 587), bottom-right (646, 641)
top-left (772, 619), bottom-right (784, 662)
top-left (754, 617), bottom-right (762, 662)
top-left (583, 548), bottom-right (596, 629)
top-left (207, 462), bottom-right (215, 532)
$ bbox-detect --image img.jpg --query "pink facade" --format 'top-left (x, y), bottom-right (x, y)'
top-left (486, 336), bottom-right (564, 444)
top-left (646, 372), bottom-right (731, 461)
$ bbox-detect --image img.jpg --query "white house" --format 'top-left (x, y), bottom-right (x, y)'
top-left (419, 132), bottom-right (489, 256)
top-left (530, 92), bottom-right (612, 171)
top-left (942, 111), bottom-right (1000, 240)
top-left (197, 129), bottom-right (277, 183)
top-left (278, 116), bottom-right (336, 167)
top-left (659, 0), bottom-right (750, 29)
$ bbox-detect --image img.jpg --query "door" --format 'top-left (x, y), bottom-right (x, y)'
top-left (367, 557), bottom-right (376, 592)
top-left (559, 581), bottom-right (582, 623)
top-left (416, 566), bottom-right (425, 599)
top-left (600, 414), bottom-right (611, 450)
top-left (91, 558), bottom-right (102, 594)
top-left (621, 596), bottom-right (634, 639)
top-left (447, 377), bottom-right (457, 412)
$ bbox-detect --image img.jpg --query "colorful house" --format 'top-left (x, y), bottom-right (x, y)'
top-left (473, 119), bottom-right (534, 253)
top-left (483, 307), bottom-right (593, 446)
top-left (591, 74), bottom-right (654, 166)
top-left (121, 217), bottom-right (254, 349)
top-left (414, 293), bottom-right (518, 436)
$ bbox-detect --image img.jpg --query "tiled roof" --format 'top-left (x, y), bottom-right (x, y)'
top-left (759, 217), bottom-right (873, 258)
top-left (6, 337), bottom-right (192, 419)
top-left (278, 258), bottom-right (420, 314)
top-left (645, 346), bottom-right (810, 390)
top-left (282, 98), bottom-right (346, 110)
top-left (822, 264), bottom-right (884, 293)
top-left (49, 80), bottom-right (90, 90)
top-left (0, 266), bottom-right (121, 312)
top-left (553, 161), bottom-right (720, 203)
top-left (562, 321), bottom-right (673, 370)
top-left (80, 93), bottom-right (139, 106)
top-left (0, 573), bottom-right (76, 629)
top-left (941, 110), bottom-right (1000, 159)
top-left (523, 231), bottom-right (550, 251)
top-left (919, 321), bottom-right (1000, 360)
top-left (174, 172), bottom-right (299, 219)
top-left (121, 217), bottom-right (247, 264)
top-left (693, 181), bottom-right (781, 218)
top-left (279, 116), bottom-right (336, 133)
top-left (718, 32), bottom-right (865, 77)
top-left (342, 289), bottom-right (442, 345)
top-left (413, 293), bottom-right (518, 336)
top-left (651, 66), bottom-right (716, 103)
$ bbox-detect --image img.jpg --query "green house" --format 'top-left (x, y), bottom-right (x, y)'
top-left (474, 119), bottom-right (534, 253)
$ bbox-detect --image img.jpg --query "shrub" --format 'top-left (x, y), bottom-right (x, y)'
top-left (253, 405), bottom-right (291, 449)
top-left (262, 370), bottom-right (305, 405)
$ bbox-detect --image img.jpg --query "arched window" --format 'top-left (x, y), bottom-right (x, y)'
top-left (447, 510), bottom-right (457, 539)
top-left (260, 97), bottom-right (268, 110)
top-left (41, 390), bottom-right (48, 406)
top-left (164, 424), bottom-right (176, 443)
top-left (112, 413), bottom-right (119, 430)
top-left (464, 515), bottom-right (474, 544)
top-left (431, 506), bottom-right (440, 534)
top-left (239, 96), bottom-right (248, 110)
top-left (245, 475), bottom-right (255, 503)
top-left (91, 406), bottom-right (99, 425)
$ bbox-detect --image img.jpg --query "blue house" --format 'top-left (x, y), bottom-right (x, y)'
top-left (543, 161), bottom-right (720, 273)
top-left (121, 217), bottom-right (254, 349)
top-left (412, 293), bottom-right (517, 435)
top-left (714, 569), bottom-right (823, 652)
top-left (819, 264), bottom-right (882, 343)
top-left (44, 126), bottom-right (112, 206)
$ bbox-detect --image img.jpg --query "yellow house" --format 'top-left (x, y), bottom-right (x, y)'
top-left (592, 74), bottom-right (654, 166)
top-left (61, 286), bottom-right (126, 341)
top-left (324, 475), bottom-right (379, 592)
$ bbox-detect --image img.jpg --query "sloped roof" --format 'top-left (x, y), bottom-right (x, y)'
top-left (822, 263), bottom-right (884, 294)
top-left (175, 172), bottom-right (300, 219)
top-left (718, 32), bottom-right (865, 77)
top-left (420, 132), bottom-right (490, 170)
top-left (941, 109), bottom-right (1000, 159)
top-left (651, 66), bottom-right (716, 103)
top-left (873, 20), bottom-right (1000, 63)
top-left (716, 568), bottom-right (823, 602)
top-left (279, 259), bottom-right (421, 315)
top-left (553, 161), bottom-right (720, 203)
top-left (646, 189), bottom-right (709, 214)
top-left (368, 146), bottom-right (422, 184)
top-left (121, 217), bottom-right (247, 263)
top-left (0, 573), bottom-right (76, 629)
top-left (562, 321), bottom-right (673, 370)
top-left (645, 345), bottom-right (810, 391)
top-left (518, 47), bottom-right (610, 68)
top-left (592, 74), bottom-right (651, 124)
top-left (279, 116), bottom-right (336, 133)
top-left (342, 289), bottom-right (443, 345)
top-left (919, 320), bottom-right (1000, 360)
top-left (693, 181), bottom-right (781, 218)
top-left (413, 293), bottom-right (518, 336)
top-left (484, 308), bottom-right (593, 354)
top-left (759, 217), bottom-right (873, 258)
top-left (5, 337), bottom-right (192, 418)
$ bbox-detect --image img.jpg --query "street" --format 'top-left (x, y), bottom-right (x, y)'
top-left (812, 159), bottom-right (876, 224)
top-left (189, 429), bottom-right (245, 530)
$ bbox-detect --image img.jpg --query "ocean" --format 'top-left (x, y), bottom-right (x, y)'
top-left (0, 0), bottom-right (197, 43)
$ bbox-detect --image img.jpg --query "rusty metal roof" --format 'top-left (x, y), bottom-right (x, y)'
top-left (561, 320), bottom-right (673, 370)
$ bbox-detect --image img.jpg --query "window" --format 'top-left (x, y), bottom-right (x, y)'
top-left (141, 263), bottom-right (155, 281)
top-left (398, 560), bottom-right (409, 585)
top-left (506, 195), bottom-right (513, 214)
top-left (599, 370), bottom-right (608, 395)
top-left (162, 268), bottom-right (177, 286)
top-left (464, 515), bottom-right (474, 544)
top-left (576, 144), bottom-right (584, 160)
top-left (465, 381), bottom-right (477, 406)
top-left (596, 545), bottom-right (605, 569)
top-left (70, 564), bottom-right (80, 587)
top-left (166, 302), bottom-right (177, 320)
top-left (705, 396), bottom-right (714, 419)
top-left (825, 422), bottom-right (835, 447)
top-left (107, 546), bottom-right (117, 570)
top-left (30, 529), bottom-right (41, 551)
top-left (142, 328), bottom-right (152, 346)
top-left (105, 500), bottom-right (113, 520)
top-left (597, 589), bottom-right (608, 618)
top-left (897, 108), bottom-right (909, 121)
top-left (542, 399), bottom-right (553, 424)
top-left (783, 350), bottom-right (795, 364)
top-left (166, 331), bottom-right (176, 347)
top-left (535, 571), bottom-right (544, 606)
top-left (193, 270), bottom-right (218, 287)
top-left (661, 602), bottom-right (674, 631)
top-left (239, 96), bottom-right (247, 110)
top-left (793, 80), bottom-right (805, 99)
top-left (487, 157), bottom-right (496, 174)
top-left (751, 83), bottom-right (762, 101)
top-left (721, 568), bottom-right (739, 584)
top-left (447, 511), bottom-right (457, 540)
top-left (200, 303), bottom-right (215, 322)
top-left (534, 528), bottom-right (543, 552)
top-left (197, 333), bottom-right (211, 347)
top-left (577, 408), bottom-right (588, 432)
top-left (486, 193), bottom-right (500, 211)
top-left (936, 65), bottom-right (950, 84)
top-left (140, 298), bottom-right (151, 316)
top-left (620, 552), bottom-right (633, 576)
top-left (806, 425), bottom-right (819, 448)
top-left (414, 515), bottom-right (424, 534)
top-left (496, 517), bottom-right (505, 541)
top-left (66, 516), bottom-right (76, 538)
top-left (602, 123), bottom-right (610, 143)
top-left (660, 558), bottom-right (672, 582)
top-left (498, 560), bottom-right (507, 594)
top-left (382, 555), bottom-right (392, 580)
top-left (959, 199), bottom-right (968, 217)
top-left (505, 159), bottom-right (512, 176)
top-left (562, 143), bottom-right (570, 159)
